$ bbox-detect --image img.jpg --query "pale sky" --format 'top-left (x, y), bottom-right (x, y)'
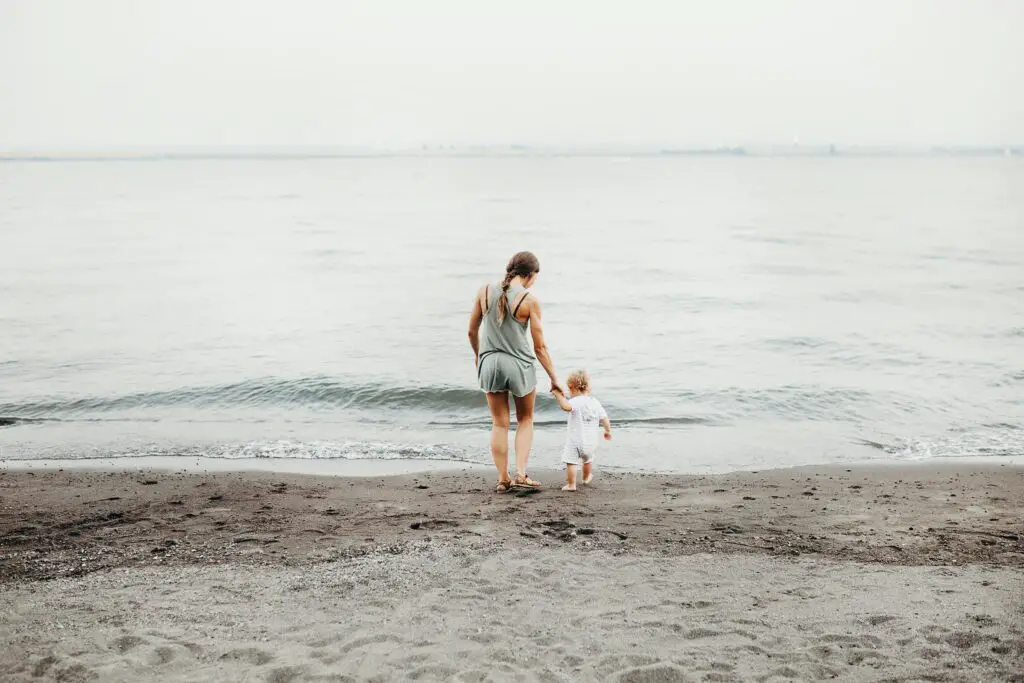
top-left (1, 0), bottom-right (1021, 149)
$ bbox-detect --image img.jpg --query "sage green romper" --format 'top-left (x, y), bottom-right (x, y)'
top-left (477, 283), bottom-right (537, 397)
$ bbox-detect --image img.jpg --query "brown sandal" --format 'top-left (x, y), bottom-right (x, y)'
top-left (512, 473), bottom-right (542, 489)
top-left (495, 479), bottom-right (513, 493)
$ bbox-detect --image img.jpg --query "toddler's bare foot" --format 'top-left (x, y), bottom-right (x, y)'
top-left (582, 475), bottom-right (593, 485)
top-left (561, 484), bottom-right (576, 492)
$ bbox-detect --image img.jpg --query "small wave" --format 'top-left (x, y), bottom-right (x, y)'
top-left (985, 422), bottom-right (1021, 431)
top-left (759, 336), bottom-right (833, 351)
top-left (429, 415), bottom-right (713, 429)
top-left (854, 438), bottom-right (889, 451)
top-left (2, 440), bottom-right (477, 463)
top-left (715, 385), bottom-right (895, 422)
top-left (182, 440), bottom-right (475, 462)
top-left (2, 377), bottom-right (698, 426)
top-left (0, 378), bottom-right (927, 426)
top-left (0, 416), bottom-right (47, 428)
top-left (621, 416), bottom-right (713, 426)
top-left (0, 377), bottom-right (488, 418)
top-left (991, 371), bottom-right (1024, 389)
top-left (855, 424), bottom-right (1024, 459)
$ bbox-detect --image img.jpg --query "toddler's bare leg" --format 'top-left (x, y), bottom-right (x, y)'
top-left (582, 462), bottom-right (594, 484)
top-left (562, 464), bottom-right (577, 491)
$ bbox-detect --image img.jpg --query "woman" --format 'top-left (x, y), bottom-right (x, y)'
top-left (468, 251), bottom-right (561, 492)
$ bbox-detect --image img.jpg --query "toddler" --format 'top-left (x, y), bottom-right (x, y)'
top-left (552, 369), bottom-right (612, 491)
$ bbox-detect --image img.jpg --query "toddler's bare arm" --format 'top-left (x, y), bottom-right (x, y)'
top-left (551, 387), bottom-right (573, 412)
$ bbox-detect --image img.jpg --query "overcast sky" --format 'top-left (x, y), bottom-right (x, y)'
top-left (1, 0), bottom-right (1021, 149)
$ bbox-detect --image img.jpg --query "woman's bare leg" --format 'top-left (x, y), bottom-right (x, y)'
top-left (486, 392), bottom-right (511, 485)
top-left (512, 390), bottom-right (537, 480)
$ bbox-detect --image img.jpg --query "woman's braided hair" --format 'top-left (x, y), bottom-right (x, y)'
top-left (495, 251), bottom-right (540, 324)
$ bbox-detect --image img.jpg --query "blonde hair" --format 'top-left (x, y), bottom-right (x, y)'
top-left (567, 369), bottom-right (590, 393)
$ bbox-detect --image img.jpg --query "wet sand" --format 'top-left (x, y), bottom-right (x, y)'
top-left (2, 462), bottom-right (1022, 681)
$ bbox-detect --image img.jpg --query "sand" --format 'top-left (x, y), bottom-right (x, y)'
top-left (1, 462), bottom-right (1022, 681)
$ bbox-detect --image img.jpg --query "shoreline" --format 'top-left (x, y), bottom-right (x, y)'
top-left (0, 455), bottom-right (487, 478)
top-left (3, 461), bottom-right (1021, 681)
top-left (2, 452), bottom-right (1022, 479)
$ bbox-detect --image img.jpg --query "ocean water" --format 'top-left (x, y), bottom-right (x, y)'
top-left (1, 156), bottom-right (1021, 473)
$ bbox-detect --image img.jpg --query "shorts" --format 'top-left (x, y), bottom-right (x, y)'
top-left (562, 444), bottom-right (594, 466)
top-left (478, 352), bottom-right (537, 397)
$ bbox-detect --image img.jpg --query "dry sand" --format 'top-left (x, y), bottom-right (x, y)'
top-left (1, 462), bottom-right (1022, 681)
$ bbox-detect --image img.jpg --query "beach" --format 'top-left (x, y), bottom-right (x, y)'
top-left (2, 461), bottom-right (1021, 682)
top-left (4, 4), bottom-right (1024, 681)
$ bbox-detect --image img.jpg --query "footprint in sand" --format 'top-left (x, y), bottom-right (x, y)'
top-left (31, 655), bottom-right (58, 677)
top-left (110, 635), bottom-right (146, 654)
top-left (406, 664), bottom-right (460, 680)
top-left (560, 654), bottom-right (585, 668)
top-left (758, 665), bottom-right (801, 680)
top-left (969, 613), bottom-right (997, 627)
top-left (52, 664), bottom-right (96, 683)
top-left (219, 647), bottom-right (275, 665)
top-left (990, 643), bottom-right (1014, 656)
top-left (174, 640), bottom-right (204, 657)
top-left (614, 663), bottom-right (687, 682)
top-left (265, 666), bottom-right (304, 683)
top-left (684, 628), bottom-right (722, 640)
top-left (866, 615), bottom-right (897, 626)
top-left (409, 520), bottom-right (459, 530)
top-left (945, 630), bottom-right (996, 650)
top-left (846, 649), bottom-right (885, 666)
top-left (309, 633), bottom-right (404, 654)
top-left (920, 624), bottom-right (952, 644)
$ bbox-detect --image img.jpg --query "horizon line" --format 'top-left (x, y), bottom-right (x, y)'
top-left (1, 142), bottom-right (1021, 162)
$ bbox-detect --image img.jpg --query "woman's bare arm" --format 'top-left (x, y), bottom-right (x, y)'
top-left (467, 286), bottom-right (485, 366)
top-left (527, 298), bottom-right (560, 390)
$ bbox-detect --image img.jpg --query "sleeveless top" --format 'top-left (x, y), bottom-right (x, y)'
top-left (478, 282), bottom-right (536, 367)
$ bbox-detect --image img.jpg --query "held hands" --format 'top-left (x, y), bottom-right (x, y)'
top-left (603, 430), bottom-right (613, 441)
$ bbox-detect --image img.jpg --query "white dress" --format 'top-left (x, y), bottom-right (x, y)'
top-left (561, 395), bottom-right (607, 465)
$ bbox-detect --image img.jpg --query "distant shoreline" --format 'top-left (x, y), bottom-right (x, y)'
top-left (1, 145), bottom-right (1021, 162)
